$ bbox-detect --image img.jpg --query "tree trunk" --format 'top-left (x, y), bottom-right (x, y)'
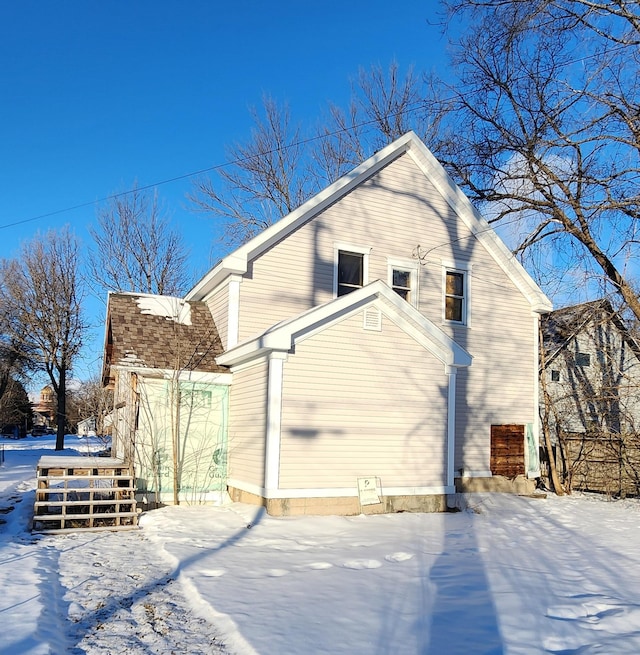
top-left (172, 382), bottom-right (181, 506)
top-left (55, 367), bottom-right (66, 451)
top-left (539, 327), bottom-right (564, 495)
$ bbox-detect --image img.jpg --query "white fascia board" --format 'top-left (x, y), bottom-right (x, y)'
top-left (215, 289), bottom-right (379, 366)
top-left (109, 364), bottom-right (232, 385)
top-left (375, 286), bottom-right (472, 368)
top-left (217, 280), bottom-right (472, 369)
top-left (406, 143), bottom-right (553, 314)
top-left (185, 258), bottom-right (245, 302)
top-left (186, 134), bottom-right (416, 302)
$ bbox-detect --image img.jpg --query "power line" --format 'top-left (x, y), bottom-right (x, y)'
top-left (0, 41), bottom-right (629, 232)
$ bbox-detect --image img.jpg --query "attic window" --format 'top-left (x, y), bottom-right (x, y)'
top-left (338, 251), bottom-right (363, 296)
top-left (576, 352), bottom-right (591, 367)
top-left (551, 370), bottom-right (560, 382)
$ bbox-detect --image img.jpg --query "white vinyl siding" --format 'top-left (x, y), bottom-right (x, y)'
top-left (227, 359), bottom-right (268, 487)
top-left (279, 310), bottom-right (449, 490)
top-left (231, 153), bottom-right (538, 476)
top-left (204, 283), bottom-right (229, 351)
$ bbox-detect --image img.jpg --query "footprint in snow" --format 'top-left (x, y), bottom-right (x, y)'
top-left (266, 568), bottom-right (290, 577)
top-left (200, 569), bottom-right (226, 577)
top-left (385, 552), bottom-right (414, 563)
top-left (343, 559), bottom-right (382, 570)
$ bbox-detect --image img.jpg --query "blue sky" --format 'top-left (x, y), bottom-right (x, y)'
top-left (0, 1), bottom-right (450, 381)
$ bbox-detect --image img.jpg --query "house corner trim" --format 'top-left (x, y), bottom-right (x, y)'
top-left (445, 365), bottom-right (457, 487)
top-left (264, 351), bottom-right (287, 492)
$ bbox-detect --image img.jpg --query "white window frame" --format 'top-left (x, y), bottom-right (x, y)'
top-left (333, 243), bottom-right (371, 298)
top-left (387, 257), bottom-right (419, 307)
top-left (441, 260), bottom-right (472, 326)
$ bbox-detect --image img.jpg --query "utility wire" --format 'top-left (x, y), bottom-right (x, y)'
top-left (0, 41), bottom-right (629, 232)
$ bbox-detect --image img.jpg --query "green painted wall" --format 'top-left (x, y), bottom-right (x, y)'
top-left (135, 378), bottom-right (228, 504)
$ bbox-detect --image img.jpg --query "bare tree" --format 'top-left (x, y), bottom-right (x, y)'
top-left (315, 62), bottom-right (438, 182)
top-left (66, 375), bottom-right (113, 433)
top-left (435, 0), bottom-right (640, 319)
top-left (89, 186), bottom-right (190, 296)
top-left (0, 228), bottom-right (86, 450)
top-left (0, 301), bottom-right (32, 405)
top-left (190, 96), bottom-right (315, 246)
top-left (190, 64), bottom-right (434, 247)
top-left (0, 378), bottom-right (31, 435)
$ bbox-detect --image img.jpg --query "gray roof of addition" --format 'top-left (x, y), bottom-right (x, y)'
top-left (103, 292), bottom-right (226, 380)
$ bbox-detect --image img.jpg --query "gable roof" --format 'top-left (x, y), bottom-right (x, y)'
top-left (186, 131), bottom-right (552, 313)
top-left (102, 292), bottom-right (227, 384)
top-left (541, 299), bottom-right (640, 368)
top-left (216, 280), bottom-right (473, 369)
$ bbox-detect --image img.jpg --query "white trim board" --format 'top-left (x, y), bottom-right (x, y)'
top-left (186, 132), bottom-right (552, 314)
top-left (216, 280), bottom-right (472, 369)
top-left (110, 365), bottom-right (232, 385)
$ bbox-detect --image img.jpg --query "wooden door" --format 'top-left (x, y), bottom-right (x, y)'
top-left (490, 424), bottom-right (525, 477)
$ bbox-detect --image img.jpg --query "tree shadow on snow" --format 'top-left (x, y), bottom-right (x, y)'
top-left (424, 511), bottom-right (504, 655)
top-left (59, 505), bottom-right (266, 654)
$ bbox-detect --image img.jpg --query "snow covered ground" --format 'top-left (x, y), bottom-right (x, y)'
top-left (2, 435), bottom-right (640, 654)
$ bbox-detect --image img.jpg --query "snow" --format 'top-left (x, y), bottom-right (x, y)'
top-left (2, 435), bottom-right (640, 654)
top-left (135, 295), bottom-right (192, 325)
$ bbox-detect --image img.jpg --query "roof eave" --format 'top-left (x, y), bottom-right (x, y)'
top-left (186, 133), bottom-right (417, 302)
top-left (217, 279), bottom-right (472, 369)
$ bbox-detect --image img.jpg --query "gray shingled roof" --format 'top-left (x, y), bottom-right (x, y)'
top-left (541, 299), bottom-right (640, 367)
top-left (103, 293), bottom-right (226, 382)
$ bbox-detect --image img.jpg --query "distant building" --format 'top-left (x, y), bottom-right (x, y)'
top-left (77, 417), bottom-right (97, 437)
top-left (32, 386), bottom-right (55, 427)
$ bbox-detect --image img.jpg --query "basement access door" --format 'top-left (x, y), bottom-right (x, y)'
top-left (490, 424), bottom-right (525, 478)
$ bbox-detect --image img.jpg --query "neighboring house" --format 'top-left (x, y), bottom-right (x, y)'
top-left (540, 299), bottom-right (640, 494)
top-left (103, 132), bottom-right (553, 514)
top-left (176, 130), bottom-right (552, 515)
top-left (102, 292), bottom-right (231, 506)
top-left (77, 417), bottom-right (97, 437)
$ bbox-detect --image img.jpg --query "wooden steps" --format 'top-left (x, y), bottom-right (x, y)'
top-left (33, 456), bottom-right (139, 533)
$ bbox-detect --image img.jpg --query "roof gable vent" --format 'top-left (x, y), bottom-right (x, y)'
top-left (363, 306), bottom-right (382, 331)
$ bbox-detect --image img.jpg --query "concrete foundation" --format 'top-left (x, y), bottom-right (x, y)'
top-left (455, 474), bottom-right (537, 495)
top-left (229, 475), bottom-right (538, 517)
top-left (228, 486), bottom-right (448, 517)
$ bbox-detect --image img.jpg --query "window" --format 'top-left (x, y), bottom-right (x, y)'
top-left (387, 259), bottom-right (418, 306)
top-left (334, 244), bottom-right (370, 297)
top-left (551, 370), bottom-right (560, 382)
top-left (392, 269), bottom-right (411, 301)
top-left (445, 270), bottom-right (465, 323)
top-left (337, 251), bottom-right (363, 296)
top-left (576, 352), bottom-right (591, 367)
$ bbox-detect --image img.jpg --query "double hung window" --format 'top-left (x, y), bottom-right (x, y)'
top-left (444, 268), bottom-right (468, 324)
top-left (337, 251), bottom-right (364, 296)
top-left (387, 258), bottom-right (418, 306)
top-left (334, 244), bottom-right (370, 297)
top-left (445, 271), bottom-right (465, 322)
top-left (392, 269), bottom-right (411, 301)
